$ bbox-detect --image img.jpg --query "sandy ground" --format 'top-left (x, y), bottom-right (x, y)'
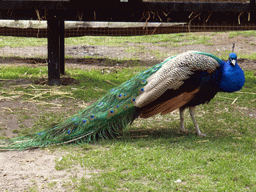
top-left (1, 150), bottom-right (67, 191)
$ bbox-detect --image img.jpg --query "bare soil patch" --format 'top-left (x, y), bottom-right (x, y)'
top-left (0, 99), bottom-right (87, 191)
top-left (34, 77), bottom-right (79, 86)
top-left (0, 149), bottom-right (91, 192)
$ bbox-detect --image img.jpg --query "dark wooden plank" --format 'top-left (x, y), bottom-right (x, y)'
top-left (0, 1), bottom-right (251, 12)
top-left (1, 0), bottom-right (69, 2)
top-left (59, 19), bottom-right (65, 75)
top-left (251, 0), bottom-right (256, 12)
top-left (143, 2), bottom-right (250, 12)
top-left (0, 1), bottom-right (68, 10)
top-left (47, 15), bottom-right (60, 85)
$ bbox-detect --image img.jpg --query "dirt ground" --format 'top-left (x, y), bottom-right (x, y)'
top-left (0, 33), bottom-right (256, 191)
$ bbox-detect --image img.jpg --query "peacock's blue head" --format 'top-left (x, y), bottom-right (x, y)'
top-left (219, 52), bottom-right (245, 93)
top-left (228, 53), bottom-right (237, 66)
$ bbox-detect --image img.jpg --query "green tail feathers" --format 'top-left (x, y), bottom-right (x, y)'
top-left (0, 56), bottom-right (175, 150)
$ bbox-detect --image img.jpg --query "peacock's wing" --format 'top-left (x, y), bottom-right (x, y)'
top-left (134, 51), bottom-right (221, 118)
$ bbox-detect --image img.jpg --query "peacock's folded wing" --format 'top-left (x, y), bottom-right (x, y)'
top-left (134, 51), bottom-right (220, 118)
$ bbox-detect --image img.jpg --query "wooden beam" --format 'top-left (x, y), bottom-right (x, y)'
top-left (143, 2), bottom-right (250, 12)
top-left (251, 0), bottom-right (256, 12)
top-left (0, 1), bottom-right (251, 12)
top-left (47, 14), bottom-right (61, 85)
top-left (59, 20), bottom-right (65, 75)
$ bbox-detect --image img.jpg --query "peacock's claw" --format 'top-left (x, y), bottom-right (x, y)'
top-left (197, 132), bottom-right (206, 137)
top-left (179, 128), bottom-right (187, 133)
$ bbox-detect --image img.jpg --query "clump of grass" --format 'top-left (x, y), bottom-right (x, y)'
top-left (0, 66), bottom-right (48, 79)
top-left (0, 32), bottom-right (213, 49)
top-left (228, 30), bottom-right (256, 38)
top-left (12, 130), bottom-right (19, 133)
top-left (238, 53), bottom-right (256, 60)
top-left (48, 181), bottom-right (57, 188)
top-left (0, 36), bottom-right (47, 48)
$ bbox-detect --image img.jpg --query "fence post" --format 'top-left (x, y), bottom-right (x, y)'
top-left (251, 0), bottom-right (256, 12)
top-left (47, 13), bottom-right (61, 85)
top-left (59, 20), bottom-right (65, 75)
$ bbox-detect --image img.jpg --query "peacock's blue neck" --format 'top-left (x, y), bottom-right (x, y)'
top-left (218, 60), bottom-right (245, 92)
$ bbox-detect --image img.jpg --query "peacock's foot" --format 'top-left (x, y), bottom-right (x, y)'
top-left (196, 131), bottom-right (206, 137)
top-left (179, 127), bottom-right (188, 134)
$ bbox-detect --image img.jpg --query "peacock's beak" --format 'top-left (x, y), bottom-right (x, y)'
top-left (231, 59), bottom-right (236, 66)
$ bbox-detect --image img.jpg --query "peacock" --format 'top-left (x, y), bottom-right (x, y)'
top-left (0, 51), bottom-right (245, 150)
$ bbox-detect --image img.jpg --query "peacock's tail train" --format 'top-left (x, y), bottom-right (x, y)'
top-left (0, 56), bottom-right (175, 150)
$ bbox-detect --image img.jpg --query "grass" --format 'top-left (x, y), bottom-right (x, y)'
top-left (238, 53), bottom-right (256, 60)
top-left (228, 30), bottom-right (256, 38)
top-left (0, 63), bottom-right (255, 191)
top-left (55, 136), bottom-right (256, 191)
top-left (0, 32), bottom-right (212, 48)
top-left (0, 31), bottom-right (256, 191)
top-left (213, 50), bottom-right (256, 61)
top-left (0, 65), bottom-right (145, 102)
top-left (0, 36), bottom-right (47, 48)
top-left (65, 33), bottom-right (213, 47)
top-left (3, 30), bottom-right (254, 48)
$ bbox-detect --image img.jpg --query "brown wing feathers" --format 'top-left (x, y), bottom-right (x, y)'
top-left (139, 88), bottom-right (199, 118)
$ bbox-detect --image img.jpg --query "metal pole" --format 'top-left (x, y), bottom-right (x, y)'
top-left (47, 14), bottom-right (60, 86)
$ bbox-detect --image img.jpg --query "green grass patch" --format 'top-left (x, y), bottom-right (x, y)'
top-left (228, 30), bottom-right (256, 38)
top-left (0, 56), bottom-right (255, 191)
top-left (54, 131), bottom-right (256, 191)
top-left (66, 67), bottom-right (146, 102)
top-left (65, 33), bottom-right (213, 47)
top-left (0, 36), bottom-right (47, 47)
top-left (0, 65), bottom-right (147, 102)
top-left (239, 53), bottom-right (256, 60)
top-left (0, 66), bottom-right (48, 79)
top-left (0, 32), bottom-right (212, 48)
top-left (213, 51), bottom-right (256, 60)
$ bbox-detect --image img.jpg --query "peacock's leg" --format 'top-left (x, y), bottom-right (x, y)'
top-left (179, 107), bottom-right (186, 133)
top-left (189, 106), bottom-right (206, 137)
